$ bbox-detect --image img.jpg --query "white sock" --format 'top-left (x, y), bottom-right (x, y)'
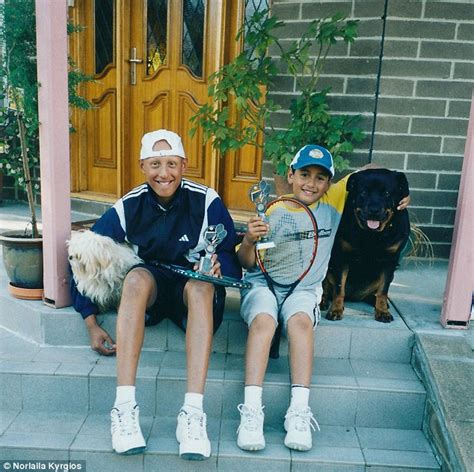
top-left (244, 385), bottom-right (263, 409)
top-left (183, 392), bottom-right (204, 412)
top-left (114, 386), bottom-right (136, 407)
top-left (290, 385), bottom-right (310, 408)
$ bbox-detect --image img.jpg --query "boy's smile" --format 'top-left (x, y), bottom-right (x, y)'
top-left (140, 154), bottom-right (187, 205)
top-left (287, 165), bottom-right (331, 206)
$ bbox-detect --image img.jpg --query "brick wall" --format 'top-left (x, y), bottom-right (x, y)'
top-left (268, 0), bottom-right (474, 258)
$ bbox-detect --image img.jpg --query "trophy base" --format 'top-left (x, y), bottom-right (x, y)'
top-left (198, 257), bottom-right (213, 274)
top-left (256, 240), bottom-right (276, 250)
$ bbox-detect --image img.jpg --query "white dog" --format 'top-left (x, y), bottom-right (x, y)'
top-left (67, 231), bottom-right (142, 309)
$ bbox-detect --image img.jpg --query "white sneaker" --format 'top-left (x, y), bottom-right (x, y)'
top-left (237, 403), bottom-right (265, 451)
top-left (284, 405), bottom-right (320, 451)
top-left (110, 403), bottom-right (146, 455)
top-left (176, 408), bottom-right (211, 460)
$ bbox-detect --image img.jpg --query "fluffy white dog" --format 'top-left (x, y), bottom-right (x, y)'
top-left (67, 231), bottom-right (142, 309)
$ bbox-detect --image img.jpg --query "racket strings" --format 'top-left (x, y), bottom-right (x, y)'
top-left (259, 203), bottom-right (316, 285)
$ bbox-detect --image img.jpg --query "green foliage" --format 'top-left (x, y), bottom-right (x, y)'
top-left (0, 0), bottom-right (93, 221)
top-left (191, 9), bottom-right (365, 176)
top-left (190, 10), bottom-right (283, 154)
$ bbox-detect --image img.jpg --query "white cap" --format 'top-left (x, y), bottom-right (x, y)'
top-left (140, 129), bottom-right (186, 160)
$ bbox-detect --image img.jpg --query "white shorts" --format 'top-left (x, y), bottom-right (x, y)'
top-left (240, 284), bottom-right (321, 330)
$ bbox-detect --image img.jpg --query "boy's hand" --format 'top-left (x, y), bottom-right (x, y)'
top-left (397, 195), bottom-right (410, 211)
top-left (243, 215), bottom-right (269, 245)
top-left (193, 253), bottom-right (222, 277)
top-left (210, 254), bottom-right (222, 278)
top-left (85, 315), bottom-right (116, 356)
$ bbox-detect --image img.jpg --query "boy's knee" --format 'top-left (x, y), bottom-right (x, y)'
top-left (185, 279), bottom-right (215, 302)
top-left (122, 268), bottom-right (155, 297)
top-left (250, 313), bottom-right (277, 336)
top-left (287, 312), bottom-right (313, 332)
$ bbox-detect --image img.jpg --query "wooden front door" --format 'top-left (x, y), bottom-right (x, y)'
top-left (69, 0), bottom-right (263, 211)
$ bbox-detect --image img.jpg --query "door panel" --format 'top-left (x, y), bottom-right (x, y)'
top-left (71, 0), bottom-right (265, 212)
top-left (127, 0), bottom-right (219, 190)
top-left (80, 0), bottom-right (119, 196)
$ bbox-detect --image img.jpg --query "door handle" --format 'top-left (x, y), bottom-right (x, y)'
top-left (128, 47), bottom-right (143, 85)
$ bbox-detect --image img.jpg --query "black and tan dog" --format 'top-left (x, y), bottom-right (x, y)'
top-left (323, 169), bottom-right (410, 323)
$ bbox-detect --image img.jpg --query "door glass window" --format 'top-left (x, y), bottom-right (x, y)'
top-left (147, 0), bottom-right (168, 75)
top-left (95, 0), bottom-right (115, 75)
top-left (181, 0), bottom-right (205, 77)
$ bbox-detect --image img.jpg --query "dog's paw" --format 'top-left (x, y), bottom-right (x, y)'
top-left (319, 297), bottom-right (330, 311)
top-left (326, 305), bottom-right (345, 321)
top-left (375, 310), bottom-right (394, 323)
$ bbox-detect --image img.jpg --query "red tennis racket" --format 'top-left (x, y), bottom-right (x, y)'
top-left (255, 197), bottom-right (319, 358)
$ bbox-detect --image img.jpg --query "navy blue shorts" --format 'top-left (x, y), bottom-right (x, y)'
top-left (132, 263), bottom-right (226, 334)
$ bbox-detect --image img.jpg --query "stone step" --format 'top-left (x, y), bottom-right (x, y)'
top-left (0, 410), bottom-right (440, 471)
top-left (0, 286), bottom-right (414, 363)
top-left (1, 333), bottom-right (426, 431)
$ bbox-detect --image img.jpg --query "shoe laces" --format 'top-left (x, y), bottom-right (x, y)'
top-left (180, 410), bottom-right (207, 441)
top-left (112, 405), bottom-right (141, 436)
top-left (285, 406), bottom-right (320, 433)
top-left (237, 403), bottom-right (264, 433)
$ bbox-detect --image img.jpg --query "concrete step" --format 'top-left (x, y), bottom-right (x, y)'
top-left (1, 332), bottom-right (426, 431)
top-left (0, 285), bottom-right (414, 363)
top-left (0, 410), bottom-right (440, 471)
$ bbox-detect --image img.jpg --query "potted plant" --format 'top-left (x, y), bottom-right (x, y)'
top-left (0, 0), bottom-right (92, 299)
top-left (191, 10), bottom-right (364, 194)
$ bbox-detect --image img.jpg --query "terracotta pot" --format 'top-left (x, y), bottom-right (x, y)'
top-left (273, 173), bottom-right (292, 196)
top-left (0, 230), bottom-right (43, 292)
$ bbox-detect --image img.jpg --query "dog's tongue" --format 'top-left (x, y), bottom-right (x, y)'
top-left (367, 220), bottom-right (380, 230)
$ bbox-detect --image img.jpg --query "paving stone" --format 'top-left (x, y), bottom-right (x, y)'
top-left (6, 411), bottom-right (86, 435)
top-left (0, 431), bottom-right (75, 450)
top-left (0, 360), bottom-right (59, 375)
top-left (21, 374), bottom-right (89, 412)
top-left (145, 437), bottom-right (217, 470)
top-left (291, 445), bottom-right (365, 469)
top-left (364, 448), bottom-right (440, 470)
top-left (0, 374), bottom-right (22, 409)
top-left (357, 427), bottom-right (432, 452)
top-left (0, 410), bottom-right (20, 435)
top-left (356, 390), bottom-right (425, 429)
top-left (218, 440), bottom-right (290, 471)
top-left (71, 450), bottom-right (144, 472)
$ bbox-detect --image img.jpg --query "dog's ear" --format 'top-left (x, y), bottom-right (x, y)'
top-left (347, 172), bottom-right (360, 194)
top-left (395, 171), bottom-right (410, 200)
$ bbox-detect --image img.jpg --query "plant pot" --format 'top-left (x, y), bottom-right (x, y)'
top-left (0, 231), bottom-right (43, 295)
top-left (273, 173), bottom-right (292, 196)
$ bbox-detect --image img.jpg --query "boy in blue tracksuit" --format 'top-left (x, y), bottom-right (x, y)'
top-left (71, 129), bottom-right (240, 460)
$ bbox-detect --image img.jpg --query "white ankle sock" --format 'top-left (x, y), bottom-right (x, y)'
top-left (290, 385), bottom-right (310, 408)
top-left (114, 386), bottom-right (136, 407)
top-left (244, 385), bottom-right (263, 408)
top-left (183, 392), bottom-right (204, 412)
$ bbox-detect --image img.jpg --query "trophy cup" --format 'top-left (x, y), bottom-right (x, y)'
top-left (249, 180), bottom-right (276, 250)
top-left (198, 223), bottom-right (228, 274)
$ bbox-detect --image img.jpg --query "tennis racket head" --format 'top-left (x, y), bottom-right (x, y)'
top-left (256, 197), bottom-right (318, 287)
top-left (157, 263), bottom-right (250, 289)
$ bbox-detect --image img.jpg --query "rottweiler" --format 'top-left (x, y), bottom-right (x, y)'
top-left (323, 169), bottom-right (410, 322)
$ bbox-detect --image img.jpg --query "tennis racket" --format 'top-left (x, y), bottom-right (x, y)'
top-left (255, 197), bottom-right (319, 359)
top-left (154, 262), bottom-right (250, 289)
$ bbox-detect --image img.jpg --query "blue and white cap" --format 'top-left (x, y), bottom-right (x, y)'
top-left (290, 144), bottom-right (334, 177)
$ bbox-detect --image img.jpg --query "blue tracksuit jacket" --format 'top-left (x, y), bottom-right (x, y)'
top-left (72, 179), bottom-right (241, 319)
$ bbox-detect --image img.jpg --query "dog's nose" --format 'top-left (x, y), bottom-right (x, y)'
top-left (68, 255), bottom-right (73, 261)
